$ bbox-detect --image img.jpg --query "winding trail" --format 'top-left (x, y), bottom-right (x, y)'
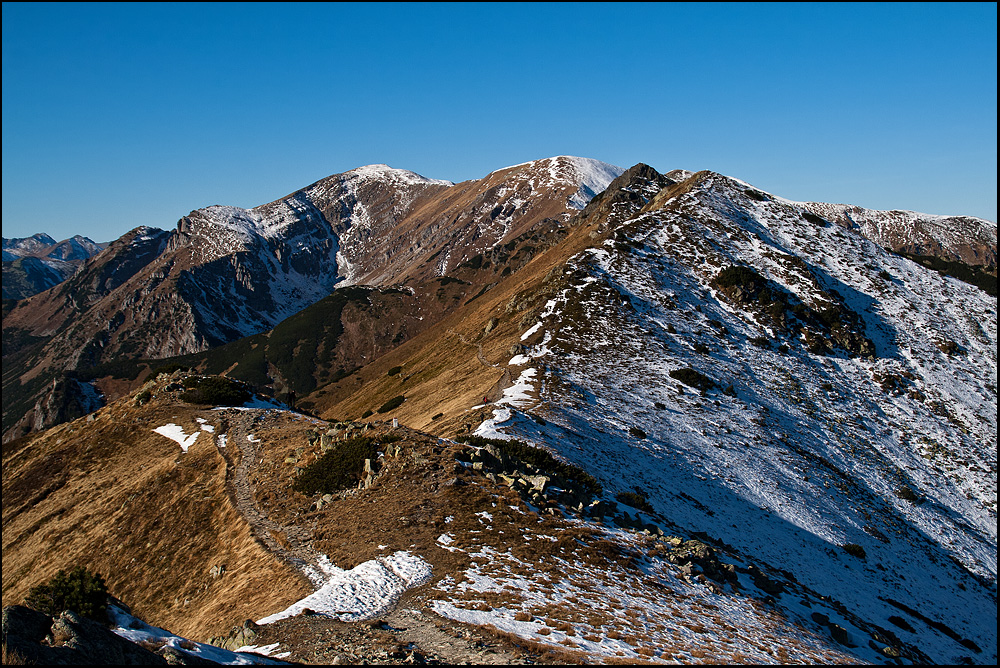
top-left (217, 410), bottom-right (321, 575)
top-left (449, 329), bottom-right (513, 402)
top-left (210, 408), bottom-right (527, 664)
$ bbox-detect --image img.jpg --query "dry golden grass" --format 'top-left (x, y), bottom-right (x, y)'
top-left (1, 399), bottom-right (311, 640)
top-left (304, 206), bottom-right (615, 434)
top-left (1, 643), bottom-right (31, 665)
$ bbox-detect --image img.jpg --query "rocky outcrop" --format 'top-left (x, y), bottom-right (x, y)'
top-left (2, 605), bottom-right (168, 665)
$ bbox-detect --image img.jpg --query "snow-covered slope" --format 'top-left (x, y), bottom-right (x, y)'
top-left (471, 169), bottom-right (997, 663)
top-left (801, 201), bottom-right (996, 271)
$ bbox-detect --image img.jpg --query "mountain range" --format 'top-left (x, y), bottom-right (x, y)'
top-left (2, 233), bottom-right (107, 300)
top-left (2, 156), bottom-right (996, 665)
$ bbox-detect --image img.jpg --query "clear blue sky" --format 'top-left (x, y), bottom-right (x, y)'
top-left (2, 2), bottom-right (996, 243)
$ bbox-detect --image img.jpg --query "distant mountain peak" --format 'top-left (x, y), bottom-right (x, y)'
top-left (345, 163), bottom-right (454, 187)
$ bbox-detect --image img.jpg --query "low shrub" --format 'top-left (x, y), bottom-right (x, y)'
top-left (458, 435), bottom-right (602, 496)
top-left (386, 366), bottom-right (403, 377)
top-left (616, 490), bottom-right (654, 514)
top-left (628, 426), bottom-right (647, 439)
top-left (842, 543), bottom-right (867, 559)
top-left (179, 376), bottom-right (251, 406)
top-left (713, 265), bottom-right (765, 292)
top-left (801, 211), bottom-right (827, 226)
top-left (292, 436), bottom-right (378, 495)
top-left (25, 566), bottom-right (108, 621)
top-left (669, 368), bottom-right (717, 393)
top-left (377, 395), bottom-right (406, 413)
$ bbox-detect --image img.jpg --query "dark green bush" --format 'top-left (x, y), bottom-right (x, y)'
top-left (842, 543), bottom-right (867, 559)
top-left (293, 436), bottom-right (378, 495)
top-left (25, 566), bottom-right (108, 621)
top-left (669, 368), bottom-right (718, 393)
top-left (179, 376), bottom-right (251, 406)
top-left (801, 211), bottom-right (827, 226)
top-left (458, 435), bottom-right (602, 496)
top-left (713, 265), bottom-right (765, 291)
top-left (899, 251), bottom-right (997, 297)
top-left (361, 409), bottom-right (374, 419)
top-left (386, 366), bottom-right (403, 377)
top-left (377, 395), bottom-right (406, 413)
top-left (628, 426), bottom-right (647, 439)
top-left (616, 490), bottom-right (654, 514)
top-left (895, 486), bottom-right (920, 503)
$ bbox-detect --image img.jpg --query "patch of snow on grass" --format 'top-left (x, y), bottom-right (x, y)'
top-left (153, 424), bottom-right (199, 453)
top-left (256, 551), bottom-right (432, 624)
top-left (520, 322), bottom-right (542, 340)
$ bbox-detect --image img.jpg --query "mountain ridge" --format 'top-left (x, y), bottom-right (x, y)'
top-left (2, 156), bottom-right (996, 665)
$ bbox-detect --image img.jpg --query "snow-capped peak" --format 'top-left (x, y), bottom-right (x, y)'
top-left (345, 164), bottom-right (454, 187)
top-left (490, 156), bottom-right (625, 209)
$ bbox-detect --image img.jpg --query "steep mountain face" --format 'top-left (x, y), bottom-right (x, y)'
top-left (2, 233), bottom-right (107, 300)
top-left (461, 167), bottom-right (997, 664)
top-left (1, 158), bottom-right (622, 440)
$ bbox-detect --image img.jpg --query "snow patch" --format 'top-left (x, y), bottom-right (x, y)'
top-left (256, 551), bottom-right (432, 624)
top-left (153, 424), bottom-right (199, 453)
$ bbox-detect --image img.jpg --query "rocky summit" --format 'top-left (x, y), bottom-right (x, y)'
top-left (2, 157), bottom-right (996, 665)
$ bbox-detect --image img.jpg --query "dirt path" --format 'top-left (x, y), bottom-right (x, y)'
top-left (218, 410), bottom-right (321, 575)
top-left (449, 329), bottom-right (514, 402)
top-left (384, 607), bottom-right (527, 665)
top-left (210, 409), bottom-right (530, 664)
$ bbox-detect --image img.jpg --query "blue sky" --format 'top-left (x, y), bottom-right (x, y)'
top-left (2, 2), bottom-right (996, 243)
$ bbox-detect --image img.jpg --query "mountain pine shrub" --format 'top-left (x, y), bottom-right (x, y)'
top-left (616, 489), bottom-right (654, 514)
top-left (458, 435), bottom-right (602, 496)
top-left (179, 376), bottom-right (251, 406)
top-left (669, 367), bottom-right (717, 393)
top-left (842, 543), bottom-right (867, 559)
top-left (25, 566), bottom-right (109, 621)
top-left (377, 395), bottom-right (406, 413)
top-left (628, 426), bottom-right (647, 439)
top-left (292, 436), bottom-right (378, 494)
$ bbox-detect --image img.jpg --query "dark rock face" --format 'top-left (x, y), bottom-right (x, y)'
top-left (2, 605), bottom-right (168, 665)
top-left (665, 540), bottom-right (738, 586)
